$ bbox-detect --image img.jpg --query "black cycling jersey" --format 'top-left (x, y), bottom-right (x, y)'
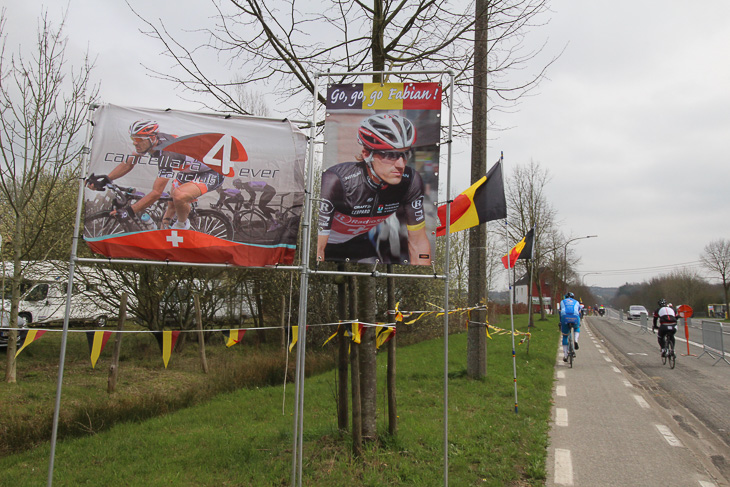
top-left (317, 161), bottom-right (425, 245)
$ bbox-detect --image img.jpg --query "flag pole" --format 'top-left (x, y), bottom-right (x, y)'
top-left (503, 218), bottom-right (519, 414)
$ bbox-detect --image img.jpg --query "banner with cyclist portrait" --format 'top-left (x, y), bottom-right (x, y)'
top-left (84, 104), bottom-right (307, 267)
top-left (318, 82), bottom-right (441, 265)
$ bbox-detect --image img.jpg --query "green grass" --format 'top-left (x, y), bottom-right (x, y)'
top-left (0, 315), bottom-right (558, 486)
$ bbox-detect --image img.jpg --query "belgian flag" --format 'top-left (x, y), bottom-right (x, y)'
top-left (153, 330), bottom-right (181, 368)
top-left (15, 329), bottom-right (47, 358)
top-left (222, 329), bottom-right (246, 348)
top-left (502, 227), bottom-right (535, 269)
top-left (86, 331), bottom-right (113, 368)
top-left (375, 325), bottom-right (395, 349)
top-left (436, 158), bottom-right (506, 236)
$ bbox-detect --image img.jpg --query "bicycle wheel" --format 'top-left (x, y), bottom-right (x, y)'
top-left (662, 346), bottom-right (667, 365)
top-left (190, 209), bottom-right (234, 240)
top-left (668, 341), bottom-right (676, 369)
top-left (84, 212), bottom-right (124, 239)
top-left (568, 329), bottom-right (575, 368)
top-left (238, 209), bottom-right (268, 240)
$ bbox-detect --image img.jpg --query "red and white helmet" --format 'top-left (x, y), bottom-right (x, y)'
top-left (129, 120), bottom-right (159, 137)
top-left (358, 114), bottom-right (416, 151)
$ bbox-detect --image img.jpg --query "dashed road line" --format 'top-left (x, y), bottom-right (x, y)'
top-left (555, 408), bottom-right (568, 427)
top-left (603, 356), bottom-right (612, 362)
top-left (556, 385), bottom-right (566, 397)
top-left (633, 394), bottom-right (650, 409)
top-left (554, 448), bottom-right (574, 485)
top-left (655, 424), bottom-right (684, 447)
top-left (557, 370), bottom-right (565, 379)
top-left (623, 379), bottom-right (632, 387)
top-left (611, 366), bottom-right (620, 373)
top-left (699, 480), bottom-right (718, 487)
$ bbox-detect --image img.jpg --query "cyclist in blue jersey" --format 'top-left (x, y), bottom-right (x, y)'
top-left (316, 113), bottom-right (431, 265)
top-left (559, 292), bottom-right (582, 362)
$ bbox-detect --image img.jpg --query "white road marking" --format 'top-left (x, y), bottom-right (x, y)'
top-left (599, 349), bottom-right (606, 354)
top-left (656, 424), bottom-right (684, 447)
top-left (699, 480), bottom-right (718, 487)
top-left (627, 352), bottom-right (648, 356)
top-left (556, 385), bottom-right (566, 397)
top-left (623, 379), bottom-right (633, 387)
top-left (633, 394), bottom-right (650, 409)
top-left (554, 448), bottom-right (574, 485)
top-left (556, 408), bottom-right (568, 427)
top-left (611, 366), bottom-right (620, 373)
top-left (557, 371), bottom-right (565, 379)
top-left (603, 356), bottom-right (612, 362)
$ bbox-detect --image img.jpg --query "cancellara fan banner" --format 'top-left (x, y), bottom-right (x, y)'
top-left (84, 105), bottom-right (307, 267)
top-left (318, 83), bottom-right (441, 265)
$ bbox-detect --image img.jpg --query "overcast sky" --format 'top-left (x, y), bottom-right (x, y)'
top-left (6, 1), bottom-right (729, 289)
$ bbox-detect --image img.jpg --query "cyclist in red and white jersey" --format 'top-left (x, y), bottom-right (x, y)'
top-left (87, 120), bottom-right (224, 229)
top-left (317, 114), bottom-right (431, 265)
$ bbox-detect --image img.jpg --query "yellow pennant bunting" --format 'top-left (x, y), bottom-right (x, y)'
top-left (223, 329), bottom-right (246, 347)
top-left (154, 331), bottom-right (181, 369)
top-left (86, 331), bottom-right (113, 368)
top-left (15, 329), bottom-right (47, 358)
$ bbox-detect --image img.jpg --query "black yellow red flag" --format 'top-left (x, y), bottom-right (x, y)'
top-left (222, 329), bottom-right (246, 348)
top-left (153, 330), bottom-right (181, 368)
top-left (15, 329), bottom-right (47, 358)
top-left (436, 158), bottom-right (506, 236)
top-left (86, 331), bottom-right (113, 368)
top-left (502, 227), bottom-right (535, 269)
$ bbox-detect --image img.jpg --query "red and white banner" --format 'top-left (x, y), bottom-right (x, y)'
top-left (317, 83), bottom-right (441, 265)
top-left (84, 105), bottom-right (307, 266)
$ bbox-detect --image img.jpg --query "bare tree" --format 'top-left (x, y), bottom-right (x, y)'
top-left (701, 238), bottom-right (730, 319)
top-left (132, 0), bottom-right (553, 439)
top-left (503, 160), bottom-right (556, 320)
top-left (0, 9), bottom-right (97, 382)
top-left (133, 0), bottom-right (552, 124)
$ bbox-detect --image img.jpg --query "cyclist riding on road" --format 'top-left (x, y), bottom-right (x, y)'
top-left (559, 292), bottom-right (582, 363)
top-left (87, 120), bottom-right (225, 230)
top-left (653, 299), bottom-right (678, 357)
top-left (316, 113), bottom-right (431, 265)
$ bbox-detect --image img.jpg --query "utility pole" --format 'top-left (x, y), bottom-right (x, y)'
top-left (467, 0), bottom-right (489, 378)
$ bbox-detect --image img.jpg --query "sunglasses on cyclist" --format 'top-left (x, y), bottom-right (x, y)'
top-left (372, 149), bottom-right (413, 162)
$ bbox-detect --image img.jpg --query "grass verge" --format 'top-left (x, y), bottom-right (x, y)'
top-left (0, 315), bottom-right (558, 486)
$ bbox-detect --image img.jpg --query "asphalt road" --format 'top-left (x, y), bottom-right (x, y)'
top-left (546, 314), bottom-right (730, 487)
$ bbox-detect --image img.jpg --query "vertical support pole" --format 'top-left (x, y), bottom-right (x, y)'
top-left (386, 264), bottom-right (396, 436)
top-left (290, 74), bottom-right (318, 487)
top-left (442, 70), bottom-right (455, 487)
top-left (47, 102), bottom-right (97, 487)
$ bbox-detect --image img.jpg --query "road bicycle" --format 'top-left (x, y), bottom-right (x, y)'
top-left (662, 333), bottom-right (676, 369)
top-left (84, 179), bottom-right (233, 240)
top-left (568, 326), bottom-right (576, 368)
top-left (210, 182), bottom-right (302, 242)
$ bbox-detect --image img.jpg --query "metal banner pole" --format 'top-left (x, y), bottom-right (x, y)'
top-left (442, 70), bottom-right (455, 487)
top-left (290, 74), bottom-right (319, 487)
top-left (47, 103), bottom-right (98, 487)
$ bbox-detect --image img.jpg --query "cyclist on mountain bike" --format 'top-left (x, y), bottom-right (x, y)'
top-left (653, 299), bottom-right (678, 357)
top-left (559, 292), bottom-right (582, 362)
top-left (87, 120), bottom-right (225, 230)
top-left (316, 113), bottom-right (431, 265)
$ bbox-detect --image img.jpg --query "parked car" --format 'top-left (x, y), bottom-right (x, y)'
top-left (0, 309), bottom-right (27, 348)
top-left (627, 305), bottom-right (648, 320)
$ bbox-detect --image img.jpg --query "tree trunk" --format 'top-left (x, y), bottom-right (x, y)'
top-left (5, 223), bottom-right (23, 383)
top-left (467, 0), bottom-right (489, 378)
top-left (359, 277), bottom-right (377, 441)
top-left (337, 264), bottom-right (349, 432)
top-left (107, 292), bottom-right (128, 393)
top-left (349, 276), bottom-right (362, 455)
top-left (386, 266), bottom-right (397, 436)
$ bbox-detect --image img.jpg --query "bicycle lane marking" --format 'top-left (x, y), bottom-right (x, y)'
top-left (554, 449), bottom-right (573, 486)
top-left (655, 424), bottom-right (684, 447)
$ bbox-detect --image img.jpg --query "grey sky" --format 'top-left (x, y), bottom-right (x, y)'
top-left (7, 1), bottom-right (729, 288)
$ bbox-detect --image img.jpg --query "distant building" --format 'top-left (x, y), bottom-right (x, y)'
top-left (514, 268), bottom-right (555, 314)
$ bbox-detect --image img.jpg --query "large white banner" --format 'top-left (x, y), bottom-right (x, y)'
top-left (84, 105), bottom-right (307, 266)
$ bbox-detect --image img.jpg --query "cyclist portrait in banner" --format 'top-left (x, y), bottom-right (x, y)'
top-left (87, 120), bottom-right (225, 230)
top-left (317, 113), bottom-right (433, 265)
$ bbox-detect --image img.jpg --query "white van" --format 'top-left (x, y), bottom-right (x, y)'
top-left (13, 280), bottom-right (109, 327)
